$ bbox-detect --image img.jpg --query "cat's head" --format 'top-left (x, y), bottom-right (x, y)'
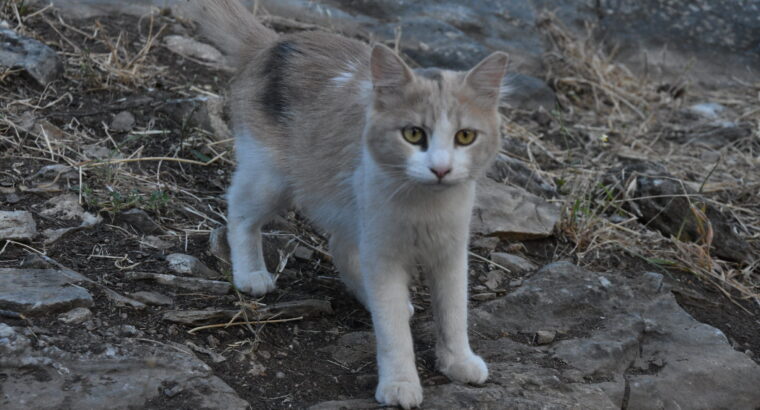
top-left (364, 45), bottom-right (509, 187)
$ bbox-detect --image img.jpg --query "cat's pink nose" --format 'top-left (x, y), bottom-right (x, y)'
top-left (430, 167), bottom-right (452, 180)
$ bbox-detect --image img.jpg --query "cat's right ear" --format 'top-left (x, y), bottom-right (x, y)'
top-left (370, 44), bottom-right (414, 89)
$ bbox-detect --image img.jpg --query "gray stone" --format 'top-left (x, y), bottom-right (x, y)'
top-left (472, 178), bottom-right (560, 240)
top-left (0, 210), bottom-right (37, 241)
top-left (38, 194), bottom-right (101, 244)
top-left (125, 271), bottom-right (231, 294)
top-left (605, 162), bottom-right (752, 263)
top-left (502, 73), bottom-right (557, 111)
top-left (164, 35), bottom-right (230, 70)
top-left (42, 211), bottom-right (101, 245)
top-left (471, 292), bottom-right (497, 301)
top-left (209, 226), bottom-right (231, 263)
top-left (0, 325), bottom-right (248, 410)
top-left (487, 153), bottom-right (558, 199)
top-left (115, 324), bottom-right (141, 337)
top-left (140, 235), bottom-right (173, 250)
top-left (3, 192), bottom-right (20, 204)
top-left (130, 291), bottom-right (173, 306)
top-left (472, 262), bottom-right (760, 409)
top-left (57, 307), bottom-right (92, 324)
top-left (19, 253), bottom-right (54, 269)
top-left (489, 252), bottom-right (538, 274)
top-left (659, 118), bottom-right (754, 149)
top-left (0, 268), bottom-right (93, 315)
top-left (166, 253), bottom-right (219, 279)
top-left (314, 262), bottom-right (760, 409)
top-left (109, 110), bottom-right (135, 132)
top-left (31, 164), bottom-right (77, 182)
top-left (148, 94), bottom-right (232, 142)
top-left (689, 102), bottom-right (726, 120)
top-left (186, 341), bottom-right (227, 363)
top-left (483, 270), bottom-right (504, 291)
top-left (293, 245), bottom-right (315, 261)
top-left (102, 288), bottom-right (146, 309)
top-left (534, 329), bottom-right (556, 345)
top-left (0, 26), bottom-right (62, 85)
top-left (116, 208), bottom-right (162, 234)
top-left (40, 194), bottom-right (84, 221)
top-left (320, 331), bottom-right (375, 367)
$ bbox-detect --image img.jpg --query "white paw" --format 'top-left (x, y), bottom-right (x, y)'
top-left (407, 302), bottom-right (415, 317)
top-left (438, 352), bottom-right (488, 384)
top-left (375, 378), bottom-right (423, 409)
top-left (233, 270), bottom-right (275, 296)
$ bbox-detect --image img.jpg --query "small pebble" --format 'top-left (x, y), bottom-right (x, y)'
top-left (471, 292), bottom-right (497, 301)
top-left (117, 324), bottom-right (140, 337)
top-left (534, 330), bottom-right (556, 345)
top-left (110, 111), bottom-right (135, 132)
top-left (57, 307), bottom-right (92, 325)
top-left (293, 246), bottom-right (314, 261)
top-left (130, 291), bottom-right (173, 306)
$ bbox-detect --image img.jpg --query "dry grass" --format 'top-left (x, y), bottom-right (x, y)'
top-left (522, 13), bottom-right (760, 307)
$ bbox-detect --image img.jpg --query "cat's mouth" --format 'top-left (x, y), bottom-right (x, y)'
top-left (417, 177), bottom-right (462, 189)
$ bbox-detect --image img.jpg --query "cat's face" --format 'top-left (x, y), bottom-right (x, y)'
top-left (365, 46), bottom-right (508, 188)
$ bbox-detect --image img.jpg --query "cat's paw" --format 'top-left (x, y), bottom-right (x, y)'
top-left (439, 352), bottom-right (488, 385)
top-left (233, 270), bottom-right (275, 296)
top-left (407, 302), bottom-right (415, 317)
top-left (375, 378), bottom-right (423, 409)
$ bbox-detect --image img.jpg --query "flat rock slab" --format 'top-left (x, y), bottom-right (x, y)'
top-left (125, 271), bottom-right (231, 294)
top-left (313, 262), bottom-right (760, 409)
top-left (605, 162), bottom-right (752, 263)
top-left (470, 262), bottom-right (760, 409)
top-left (0, 26), bottom-right (62, 85)
top-left (472, 178), bottom-right (559, 240)
top-left (0, 323), bottom-right (248, 410)
top-left (0, 211), bottom-right (37, 241)
top-left (0, 268), bottom-right (92, 314)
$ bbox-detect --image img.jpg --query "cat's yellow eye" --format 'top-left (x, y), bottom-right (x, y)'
top-left (455, 129), bottom-right (477, 146)
top-left (401, 126), bottom-right (426, 145)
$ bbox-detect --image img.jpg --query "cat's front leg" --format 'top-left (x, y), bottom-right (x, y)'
top-left (427, 238), bottom-right (488, 385)
top-left (362, 254), bottom-right (422, 409)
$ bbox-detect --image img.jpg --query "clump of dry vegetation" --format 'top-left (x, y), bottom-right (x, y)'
top-left (517, 13), bottom-right (760, 308)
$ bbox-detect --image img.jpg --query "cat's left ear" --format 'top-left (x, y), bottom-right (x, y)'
top-left (465, 52), bottom-right (510, 106)
top-left (370, 44), bottom-right (414, 89)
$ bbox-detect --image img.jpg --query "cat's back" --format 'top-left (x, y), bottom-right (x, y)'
top-left (230, 31), bottom-right (373, 222)
top-left (232, 31), bottom-right (371, 156)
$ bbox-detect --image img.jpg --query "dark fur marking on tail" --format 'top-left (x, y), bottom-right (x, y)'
top-left (260, 41), bottom-right (302, 124)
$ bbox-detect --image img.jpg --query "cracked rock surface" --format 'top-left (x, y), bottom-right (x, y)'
top-left (315, 262), bottom-right (760, 409)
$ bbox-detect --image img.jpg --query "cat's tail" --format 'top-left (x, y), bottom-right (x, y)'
top-left (184, 0), bottom-right (278, 67)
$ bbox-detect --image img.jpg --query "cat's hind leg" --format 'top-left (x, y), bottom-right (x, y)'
top-left (227, 137), bottom-right (289, 296)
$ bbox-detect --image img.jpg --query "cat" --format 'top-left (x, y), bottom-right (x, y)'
top-left (188, 1), bottom-right (509, 408)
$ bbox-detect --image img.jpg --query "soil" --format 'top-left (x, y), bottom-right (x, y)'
top-left (1, 9), bottom-right (758, 410)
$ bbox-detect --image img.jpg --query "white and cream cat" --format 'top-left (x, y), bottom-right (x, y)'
top-left (189, 1), bottom-right (509, 408)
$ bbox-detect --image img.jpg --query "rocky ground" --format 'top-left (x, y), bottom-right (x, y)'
top-left (1, 1), bottom-right (759, 409)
